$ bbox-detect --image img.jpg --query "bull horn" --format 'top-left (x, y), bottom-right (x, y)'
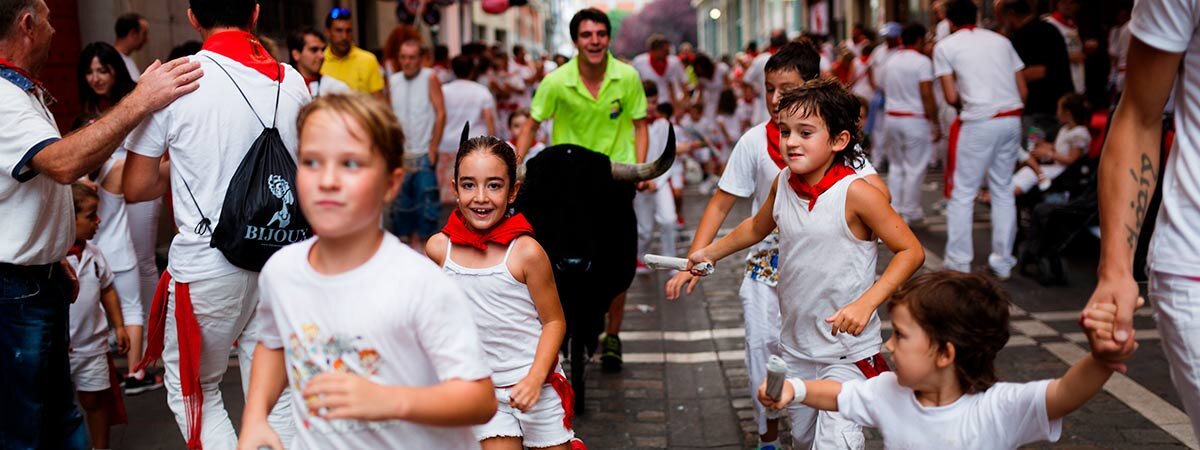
top-left (459, 122), bottom-right (470, 148)
top-left (611, 124), bottom-right (675, 182)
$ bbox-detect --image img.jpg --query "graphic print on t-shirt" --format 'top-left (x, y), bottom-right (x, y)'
top-left (288, 323), bottom-right (397, 433)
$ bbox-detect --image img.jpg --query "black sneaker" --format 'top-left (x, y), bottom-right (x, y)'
top-left (600, 334), bottom-right (622, 372)
top-left (123, 373), bottom-right (165, 395)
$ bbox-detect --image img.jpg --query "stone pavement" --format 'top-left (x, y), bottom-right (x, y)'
top-left (113, 174), bottom-right (1196, 449)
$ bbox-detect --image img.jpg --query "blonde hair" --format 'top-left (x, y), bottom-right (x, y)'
top-left (297, 93), bottom-right (406, 170)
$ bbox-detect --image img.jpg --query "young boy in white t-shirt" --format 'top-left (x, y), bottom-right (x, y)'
top-left (240, 94), bottom-right (496, 450)
top-left (761, 271), bottom-right (1125, 449)
top-left (635, 81), bottom-right (679, 271)
top-left (67, 183), bottom-right (130, 450)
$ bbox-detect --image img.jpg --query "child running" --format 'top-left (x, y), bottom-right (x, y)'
top-left (68, 183), bottom-right (130, 450)
top-left (760, 271), bottom-right (1129, 449)
top-left (688, 78), bottom-right (924, 449)
top-left (667, 41), bottom-right (888, 450)
top-left (426, 136), bottom-right (580, 450)
top-left (239, 93), bottom-right (496, 450)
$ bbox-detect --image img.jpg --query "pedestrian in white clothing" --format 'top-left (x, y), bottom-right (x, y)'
top-left (881, 24), bottom-right (941, 223)
top-left (1087, 0), bottom-right (1200, 440)
top-left (935, 0), bottom-right (1027, 279)
top-left (632, 34), bottom-right (690, 116)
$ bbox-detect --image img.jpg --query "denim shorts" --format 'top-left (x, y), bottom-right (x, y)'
top-left (390, 154), bottom-right (442, 239)
top-left (0, 265), bottom-right (89, 449)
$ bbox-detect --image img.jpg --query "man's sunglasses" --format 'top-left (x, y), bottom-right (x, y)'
top-left (329, 7), bottom-right (352, 20)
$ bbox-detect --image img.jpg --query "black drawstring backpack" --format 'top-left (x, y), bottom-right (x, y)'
top-left (179, 56), bottom-right (311, 272)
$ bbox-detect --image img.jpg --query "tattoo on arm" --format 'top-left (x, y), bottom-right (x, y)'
top-left (1125, 153), bottom-right (1157, 249)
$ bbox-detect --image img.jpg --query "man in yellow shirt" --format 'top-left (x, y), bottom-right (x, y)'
top-left (516, 8), bottom-right (650, 373)
top-left (321, 7), bottom-right (385, 98)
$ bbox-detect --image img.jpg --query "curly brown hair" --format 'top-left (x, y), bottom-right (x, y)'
top-left (887, 271), bottom-right (1012, 394)
top-left (776, 78), bottom-right (866, 169)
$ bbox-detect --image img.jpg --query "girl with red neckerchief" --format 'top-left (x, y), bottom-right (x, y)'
top-left (687, 78), bottom-right (924, 449)
top-left (426, 137), bottom-right (583, 450)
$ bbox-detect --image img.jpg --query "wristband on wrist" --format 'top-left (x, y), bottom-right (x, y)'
top-left (786, 378), bottom-right (807, 404)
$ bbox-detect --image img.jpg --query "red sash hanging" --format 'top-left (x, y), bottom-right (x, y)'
top-left (136, 272), bottom-right (205, 449)
top-left (944, 108), bottom-right (1022, 198)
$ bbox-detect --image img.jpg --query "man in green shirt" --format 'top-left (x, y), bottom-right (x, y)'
top-left (516, 8), bottom-right (650, 372)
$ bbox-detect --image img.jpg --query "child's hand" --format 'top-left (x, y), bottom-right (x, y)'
top-left (114, 328), bottom-right (130, 355)
top-left (303, 372), bottom-right (398, 421)
top-left (665, 271), bottom-right (699, 301)
top-left (756, 378), bottom-right (794, 410)
top-left (509, 376), bottom-right (543, 413)
top-left (237, 419), bottom-right (283, 450)
top-left (826, 300), bottom-right (874, 336)
top-left (1080, 296), bottom-right (1144, 372)
top-left (686, 250), bottom-right (715, 277)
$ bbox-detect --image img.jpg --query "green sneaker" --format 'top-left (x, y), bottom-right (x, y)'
top-left (600, 334), bottom-right (622, 372)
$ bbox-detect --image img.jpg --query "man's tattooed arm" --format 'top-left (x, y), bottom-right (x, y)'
top-left (1124, 153), bottom-right (1159, 250)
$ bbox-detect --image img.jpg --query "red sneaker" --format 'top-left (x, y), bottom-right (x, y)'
top-left (569, 438), bottom-right (587, 450)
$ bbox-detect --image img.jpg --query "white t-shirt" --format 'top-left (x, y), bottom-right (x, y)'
top-left (440, 79), bottom-right (496, 153)
top-left (868, 45), bottom-right (893, 91)
top-left (0, 77), bottom-right (72, 265)
top-left (121, 52), bottom-right (140, 82)
top-left (512, 140), bottom-right (547, 164)
top-left (742, 52), bottom-right (772, 125)
top-left (700, 64), bottom-right (729, 120)
top-left (837, 372), bottom-right (1063, 449)
top-left (933, 28), bottom-right (1025, 121)
top-left (256, 235), bottom-right (491, 450)
top-left (308, 75), bottom-right (351, 97)
top-left (647, 117), bottom-right (674, 186)
top-left (1131, 0), bottom-right (1200, 276)
top-left (881, 49), bottom-right (934, 115)
top-left (632, 53), bottom-right (689, 103)
top-left (849, 55), bottom-right (874, 100)
top-left (935, 20), bottom-right (952, 42)
top-left (1045, 14), bottom-right (1086, 94)
top-left (509, 60), bottom-right (536, 109)
top-left (1050, 125), bottom-right (1091, 167)
top-left (124, 50), bottom-right (311, 283)
top-left (68, 243), bottom-right (115, 357)
top-left (716, 114), bottom-right (742, 150)
top-left (1112, 22), bottom-right (1132, 92)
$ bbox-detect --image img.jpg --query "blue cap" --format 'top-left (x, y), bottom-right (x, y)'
top-left (881, 22), bottom-right (903, 38)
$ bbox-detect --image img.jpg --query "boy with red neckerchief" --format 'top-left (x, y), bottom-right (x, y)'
top-left (122, 1), bottom-right (311, 448)
top-left (687, 78), bottom-right (924, 450)
top-left (665, 40), bottom-right (887, 450)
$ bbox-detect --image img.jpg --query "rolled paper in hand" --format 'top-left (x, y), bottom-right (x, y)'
top-left (766, 355), bottom-right (788, 401)
top-left (644, 254), bottom-right (714, 275)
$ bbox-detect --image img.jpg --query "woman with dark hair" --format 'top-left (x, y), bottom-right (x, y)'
top-left (77, 42), bottom-right (136, 120)
top-left (75, 41), bottom-right (164, 396)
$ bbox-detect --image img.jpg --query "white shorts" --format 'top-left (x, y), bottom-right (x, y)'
top-left (1012, 164), bottom-right (1066, 193)
top-left (69, 352), bottom-right (111, 392)
top-left (474, 382), bottom-right (575, 448)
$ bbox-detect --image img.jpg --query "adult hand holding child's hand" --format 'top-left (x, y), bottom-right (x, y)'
top-left (1081, 295), bottom-right (1144, 373)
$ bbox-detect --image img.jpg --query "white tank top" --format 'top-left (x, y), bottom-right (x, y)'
top-left (92, 156), bottom-right (138, 272)
top-left (389, 68), bottom-right (435, 155)
top-left (441, 239), bottom-right (541, 386)
top-left (772, 169), bottom-right (882, 364)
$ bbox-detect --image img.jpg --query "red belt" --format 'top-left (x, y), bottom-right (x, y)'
top-left (945, 107), bottom-right (1023, 197)
top-left (854, 353), bottom-right (891, 378)
top-left (886, 110), bottom-right (923, 118)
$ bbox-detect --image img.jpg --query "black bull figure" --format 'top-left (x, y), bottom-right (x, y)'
top-left (512, 127), bottom-right (675, 413)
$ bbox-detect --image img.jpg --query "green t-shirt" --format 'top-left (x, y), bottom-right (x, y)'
top-left (530, 53), bottom-right (647, 164)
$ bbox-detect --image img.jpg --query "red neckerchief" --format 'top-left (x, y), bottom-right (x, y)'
top-left (765, 121), bottom-right (786, 169)
top-left (442, 210), bottom-right (534, 252)
top-left (787, 163), bottom-right (856, 211)
top-left (768, 46), bottom-right (781, 55)
top-left (954, 25), bottom-right (977, 33)
top-left (1051, 11), bottom-right (1076, 28)
top-left (302, 73), bottom-right (320, 94)
top-left (67, 241), bottom-right (85, 259)
top-left (0, 57), bottom-right (45, 91)
top-left (649, 55), bottom-right (668, 77)
top-left (201, 30), bottom-right (283, 81)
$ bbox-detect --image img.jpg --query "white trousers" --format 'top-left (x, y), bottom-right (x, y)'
top-left (944, 117), bottom-right (1020, 276)
top-left (1149, 271), bottom-right (1200, 441)
top-left (739, 277), bottom-right (782, 436)
top-left (870, 113), bottom-right (889, 169)
top-left (163, 270), bottom-right (293, 450)
top-left (635, 184), bottom-right (678, 259)
top-left (113, 268), bottom-right (144, 326)
top-left (783, 357), bottom-right (867, 449)
top-left (126, 198), bottom-right (161, 319)
top-left (884, 116), bottom-right (933, 221)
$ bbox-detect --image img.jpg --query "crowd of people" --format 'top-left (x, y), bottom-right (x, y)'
top-left (0, 0), bottom-right (1197, 449)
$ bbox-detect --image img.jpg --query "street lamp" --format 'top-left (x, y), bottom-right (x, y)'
top-left (709, 7), bottom-right (721, 20)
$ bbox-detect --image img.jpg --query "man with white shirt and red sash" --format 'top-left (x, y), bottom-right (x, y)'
top-left (880, 23), bottom-right (941, 224)
top-left (123, 1), bottom-right (310, 448)
top-left (934, 0), bottom-right (1027, 279)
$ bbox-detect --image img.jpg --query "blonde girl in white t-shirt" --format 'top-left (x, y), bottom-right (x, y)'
top-left (239, 93), bottom-right (497, 450)
top-left (1013, 93), bottom-right (1092, 194)
top-left (688, 78), bottom-right (925, 447)
top-left (425, 136), bottom-right (579, 450)
top-left (760, 271), bottom-right (1128, 449)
